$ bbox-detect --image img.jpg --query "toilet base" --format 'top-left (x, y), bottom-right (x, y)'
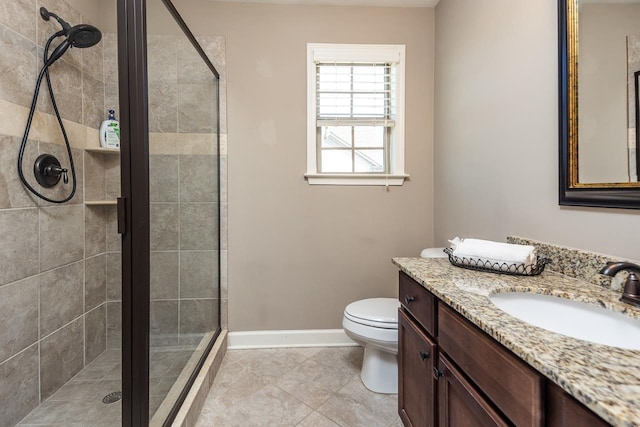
top-left (360, 346), bottom-right (398, 394)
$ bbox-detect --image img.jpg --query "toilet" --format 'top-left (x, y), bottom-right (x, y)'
top-left (342, 248), bottom-right (447, 394)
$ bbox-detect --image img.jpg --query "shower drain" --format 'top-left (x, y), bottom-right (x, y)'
top-left (102, 391), bottom-right (122, 404)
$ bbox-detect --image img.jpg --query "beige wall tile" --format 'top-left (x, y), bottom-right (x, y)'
top-left (0, 344), bottom-right (39, 427)
top-left (178, 84), bottom-right (215, 133)
top-left (150, 155), bottom-right (179, 202)
top-left (81, 35), bottom-right (103, 81)
top-left (104, 155), bottom-right (120, 199)
top-left (0, 135), bottom-right (38, 208)
top-left (219, 154), bottom-right (227, 202)
top-left (149, 84), bottom-right (178, 133)
top-left (106, 252), bottom-right (121, 301)
top-left (220, 201), bottom-right (227, 251)
top-left (179, 202), bottom-right (217, 250)
top-left (39, 261), bottom-right (84, 337)
top-left (150, 251), bottom-right (179, 299)
top-left (82, 73), bottom-right (104, 129)
top-left (103, 81), bottom-right (119, 117)
top-left (39, 317), bottom-right (84, 400)
top-left (179, 299), bottom-right (216, 336)
top-left (0, 100), bottom-right (94, 148)
top-left (0, 276), bottom-right (39, 363)
top-left (85, 205), bottom-right (108, 257)
top-left (39, 204), bottom-right (84, 271)
top-left (85, 304), bottom-right (106, 364)
top-left (105, 209), bottom-right (120, 252)
top-left (148, 34), bottom-right (177, 85)
top-left (180, 251), bottom-right (217, 298)
top-left (0, 0), bottom-right (37, 42)
top-left (102, 33), bottom-right (117, 84)
top-left (0, 208), bottom-right (39, 286)
top-left (177, 39), bottom-right (214, 85)
top-left (150, 300), bottom-right (178, 347)
top-left (150, 202), bottom-right (179, 250)
top-left (85, 254), bottom-right (106, 311)
top-left (38, 58), bottom-right (83, 124)
top-left (149, 133), bottom-right (216, 155)
top-left (0, 25), bottom-right (37, 109)
top-left (106, 301), bottom-right (121, 349)
top-left (179, 155), bottom-right (217, 202)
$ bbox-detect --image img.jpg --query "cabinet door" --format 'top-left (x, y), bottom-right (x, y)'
top-left (398, 309), bottom-right (437, 427)
top-left (437, 354), bottom-right (509, 427)
top-left (546, 382), bottom-right (611, 427)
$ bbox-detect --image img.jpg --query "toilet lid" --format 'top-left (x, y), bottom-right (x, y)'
top-left (344, 298), bottom-right (399, 328)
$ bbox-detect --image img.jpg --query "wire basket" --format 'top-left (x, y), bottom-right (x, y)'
top-left (443, 248), bottom-right (551, 276)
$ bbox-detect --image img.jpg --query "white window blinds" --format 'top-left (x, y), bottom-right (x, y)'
top-left (315, 63), bottom-right (396, 128)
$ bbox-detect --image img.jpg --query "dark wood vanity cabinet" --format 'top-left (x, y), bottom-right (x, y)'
top-left (398, 272), bottom-right (611, 427)
top-left (398, 309), bottom-right (437, 427)
top-left (546, 383), bottom-right (610, 427)
top-left (437, 353), bottom-right (509, 427)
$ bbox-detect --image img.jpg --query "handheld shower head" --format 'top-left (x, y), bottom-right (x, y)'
top-left (39, 7), bottom-right (102, 66)
top-left (67, 24), bottom-right (102, 48)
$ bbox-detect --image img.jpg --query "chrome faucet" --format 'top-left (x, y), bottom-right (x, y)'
top-left (600, 262), bottom-right (640, 307)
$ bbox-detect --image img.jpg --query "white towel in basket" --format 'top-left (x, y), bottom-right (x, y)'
top-left (448, 237), bottom-right (537, 267)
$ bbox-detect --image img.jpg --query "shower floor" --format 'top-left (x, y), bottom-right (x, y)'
top-left (17, 346), bottom-right (195, 426)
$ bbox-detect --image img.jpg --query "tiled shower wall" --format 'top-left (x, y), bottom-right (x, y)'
top-left (0, 0), bottom-right (111, 425)
top-left (0, 1), bottom-right (228, 424)
top-left (102, 33), bottom-right (228, 350)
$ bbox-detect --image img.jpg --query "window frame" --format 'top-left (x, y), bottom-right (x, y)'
top-left (305, 43), bottom-right (408, 186)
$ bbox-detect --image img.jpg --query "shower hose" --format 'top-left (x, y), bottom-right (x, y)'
top-left (18, 31), bottom-right (77, 204)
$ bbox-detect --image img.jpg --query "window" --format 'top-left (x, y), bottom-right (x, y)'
top-left (306, 44), bottom-right (408, 186)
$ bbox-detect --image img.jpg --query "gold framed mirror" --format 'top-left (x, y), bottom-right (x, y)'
top-left (559, 0), bottom-right (640, 208)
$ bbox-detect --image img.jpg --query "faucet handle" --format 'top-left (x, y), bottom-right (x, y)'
top-left (621, 273), bottom-right (640, 307)
top-left (599, 262), bottom-right (640, 307)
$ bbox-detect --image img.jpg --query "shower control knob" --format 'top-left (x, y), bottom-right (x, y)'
top-left (34, 154), bottom-right (67, 188)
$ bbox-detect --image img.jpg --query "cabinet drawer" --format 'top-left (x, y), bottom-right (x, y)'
top-left (399, 271), bottom-right (436, 336)
top-left (438, 304), bottom-right (543, 427)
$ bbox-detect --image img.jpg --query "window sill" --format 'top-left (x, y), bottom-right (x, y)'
top-left (304, 173), bottom-right (409, 186)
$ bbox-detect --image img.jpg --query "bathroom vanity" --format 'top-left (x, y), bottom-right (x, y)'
top-left (394, 257), bottom-right (640, 427)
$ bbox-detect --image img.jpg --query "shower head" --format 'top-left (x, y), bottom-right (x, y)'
top-left (66, 24), bottom-right (102, 48)
top-left (40, 7), bottom-right (102, 66)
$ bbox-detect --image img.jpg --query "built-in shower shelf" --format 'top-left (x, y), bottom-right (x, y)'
top-left (85, 147), bottom-right (120, 155)
top-left (85, 200), bottom-right (117, 206)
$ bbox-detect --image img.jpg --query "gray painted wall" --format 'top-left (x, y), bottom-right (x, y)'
top-left (174, 1), bottom-right (435, 331)
top-left (434, 0), bottom-right (640, 262)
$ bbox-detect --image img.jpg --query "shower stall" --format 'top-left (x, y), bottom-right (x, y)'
top-left (0, 0), bottom-right (223, 425)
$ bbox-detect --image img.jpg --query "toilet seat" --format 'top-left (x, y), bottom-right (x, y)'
top-left (344, 298), bottom-right (399, 329)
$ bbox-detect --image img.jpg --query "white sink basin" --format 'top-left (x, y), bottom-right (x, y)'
top-left (489, 292), bottom-right (640, 350)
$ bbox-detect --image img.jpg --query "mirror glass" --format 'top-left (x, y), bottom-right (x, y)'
top-left (577, 0), bottom-right (640, 184)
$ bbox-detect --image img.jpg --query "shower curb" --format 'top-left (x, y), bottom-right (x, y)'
top-left (170, 330), bottom-right (228, 427)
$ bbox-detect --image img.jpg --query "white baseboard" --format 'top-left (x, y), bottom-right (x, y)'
top-left (227, 329), bottom-right (358, 350)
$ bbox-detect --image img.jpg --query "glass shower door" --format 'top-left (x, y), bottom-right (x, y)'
top-left (118, 0), bottom-right (220, 425)
top-left (144, 0), bottom-right (221, 424)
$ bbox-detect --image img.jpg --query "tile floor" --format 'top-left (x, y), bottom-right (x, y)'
top-left (196, 346), bottom-right (403, 427)
top-left (17, 346), bottom-right (194, 426)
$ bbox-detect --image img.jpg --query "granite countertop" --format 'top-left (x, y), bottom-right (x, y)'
top-left (393, 257), bottom-right (640, 427)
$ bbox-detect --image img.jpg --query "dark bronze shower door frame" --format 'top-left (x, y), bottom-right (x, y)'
top-left (117, 0), bottom-right (221, 425)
